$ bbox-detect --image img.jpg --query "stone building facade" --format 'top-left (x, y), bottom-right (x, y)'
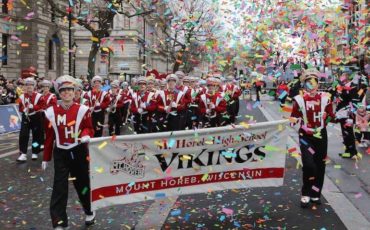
top-left (74, 2), bottom-right (170, 81)
top-left (0, 0), bottom-right (69, 80)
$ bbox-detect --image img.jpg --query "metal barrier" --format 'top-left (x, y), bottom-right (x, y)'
top-left (0, 104), bottom-right (22, 135)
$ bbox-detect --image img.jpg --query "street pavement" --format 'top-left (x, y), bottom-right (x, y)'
top-left (0, 96), bottom-right (368, 229)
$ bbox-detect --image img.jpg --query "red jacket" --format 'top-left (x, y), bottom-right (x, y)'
top-left (277, 84), bottom-right (289, 95)
top-left (198, 91), bottom-right (227, 115)
top-left (19, 92), bottom-right (45, 115)
top-left (157, 89), bottom-right (188, 113)
top-left (291, 92), bottom-right (335, 134)
top-left (86, 89), bottom-right (111, 112)
top-left (223, 84), bottom-right (242, 100)
top-left (130, 91), bottom-right (157, 114)
top-left (42, 92), bottom-right (58, 109)
top-left (43, 103), bottom-right (94, 161)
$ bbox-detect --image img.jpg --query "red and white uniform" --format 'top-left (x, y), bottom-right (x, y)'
top-left (198, 91), bottom-right (227, 116)
top-left (19, 92), bottom-right (45, 115)
top-left (108, 92), bottom-right (125, 112)
top-left (121, 89), bottom-right (132, 105)
top-left (43, 103), bottom-right (94, 161)
top-left (131, 91), bottom-right (157, 114)
top-left (157, 89), bottom-right (188, 113)
top-left (43, 92), bottom-right (58, 109)
top-left (86, 90), bottom-right (111, 112)
top-left (291, 92), bottom-right (335, 134)
top-left (222, 84), bottom-right (241, 100)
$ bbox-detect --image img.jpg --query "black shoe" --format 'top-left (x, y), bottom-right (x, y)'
top-left (311, 197), bottom-right (321, 205)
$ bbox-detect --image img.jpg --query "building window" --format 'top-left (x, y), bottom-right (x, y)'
top-left (2, 0), bottom-right (8, 14)
top-left (48, 40), bottom-right (54, 70)
top-left (2, 34), bottom-right (8, 65)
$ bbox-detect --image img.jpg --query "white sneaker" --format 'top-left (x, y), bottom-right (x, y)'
top-left (54, 227), bottom-right (64, 230)
top-left (85, 211), bottom-right (96, 226)
top-left (16, 154), bottom-right (27, 163)
top-left (358, 142), bottom-right (366, 148)
top-left (32, 154), bottom-right (38, 160)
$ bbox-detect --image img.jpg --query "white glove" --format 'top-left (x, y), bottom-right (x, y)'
top-left (171, 102), bottom-right (178, 108)
top-left (80, 135), bottom-right (90, 143)
top-left (346, 119), bottom-right (353, 125)
top-left (28, 104), bottom-right (34, 109)
top-left (41, 161), bottom-right (48, 171)
top-left (95, 102), bottom-right (100, 107)
top-left (165, 106), bottom-right (171, 113)
top-left (206, 109), bottom-right (211, 114)
top-left (106, 107), bottom-right (111, 113)
top-left (140, 103), bottom-right (146, 109)
top-left (209, 103), bottom-right (215, 109)
top-left (138, 108), bottom-right (143, 114)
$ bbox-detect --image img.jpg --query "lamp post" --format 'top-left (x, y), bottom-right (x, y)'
top-left (68, 2), bottom-right (72, 76)
top-left (72, 42), bottom-right (78, 78)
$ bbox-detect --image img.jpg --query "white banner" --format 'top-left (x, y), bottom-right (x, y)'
top-left (89, 120), bottom-right (289, 211)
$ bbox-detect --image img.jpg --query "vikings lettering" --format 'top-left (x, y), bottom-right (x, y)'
top-left (154, 145), bottom-right (267, 172)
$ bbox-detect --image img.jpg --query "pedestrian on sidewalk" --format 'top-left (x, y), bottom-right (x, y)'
top-left (290, 69), bottom-right (336, 208)
top-left (355, 103), bottom-right (370, 147)
top-left (42, 75), bottom-right (96, 229)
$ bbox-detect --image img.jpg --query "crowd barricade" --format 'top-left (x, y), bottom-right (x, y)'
top-left (0, 104), bottom-right (22, 135)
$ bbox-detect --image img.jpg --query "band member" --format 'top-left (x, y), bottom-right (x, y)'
top-left (130, 78), bottom-right (143, 134)
top-left (335, 73), bottom-right (359, 159)
top-left (107, 80), bottom-right (124, 136)
top-left (198, 78), bottom-right (227, 127)
top-left (42, 75), bottom-right (95, 228)
top-left (74, 79), bottom-right (89, 106)
top-left (155, 79), bottom-right (167, 132)
top-left (290, 69), bottom-right (335, 208)
top-left (186, 76), bottom-right (200, 129)
top-left (17, 77), bottom-right (45, 162)
top-left (120, 81), bottom-right (131, 126)
top-left (223, 75), bottom-right (241, 123)
top-left (158, 74), bottom-right (189, 131)
top-left (40, 80), bottom-right (57, 109)
top-left (87, 76), bottom-right (110, 137)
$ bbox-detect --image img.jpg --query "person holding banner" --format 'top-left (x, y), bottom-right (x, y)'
top-left (17, 77), bottom-right (45, 162)
top-left (87, 75), bottom-right (111, 137)
top-left (107, 80), bottom-right (124, 136)
top-left (290, 69), bottom-right (336, 208)
top-left (42, 75), bottom-right (95, 229)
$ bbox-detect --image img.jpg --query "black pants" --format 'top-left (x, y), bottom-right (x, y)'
top-left (132, 113), bottom-right (142, 134)
top-left (279, 96), bottom-right (287, 106)
top-left (167, 111), bottom-right (186, 131)
top-left (186, 106), bottom-right (198, 130)
top-left (19, 113), bottom-right (42, 155)
top-left (92, 110), bottom-right (105, 137)
top-left (108, 111), bottom-right (122, 136)
top-left (227, 100), bottom-right (238, 123)
top-left (156, 112), bottom-right (167, 132)
top-left (355, 131), bottom-right (370, 142)
top-left (299, 128), bottom-right (328, 198)
top-left (141, 113), bottom-right (153, 133)
top-left (121, 103), bottom-right (130, 124)
top-left (256, 89), bottom-right (261, 101)
top-left (339, 118), bottom-right (357, 156)
top-left (50, 144), bottom-right (92, 228)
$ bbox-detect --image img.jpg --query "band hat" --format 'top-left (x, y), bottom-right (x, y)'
top-left (137, 76), bottom-right (147, 84)
top-left (75, 79), bottom-right (83, 90)
top-left (24, 77), bottom-right (36, 86)
top-left (300, 69), bottom-right (320, 83)
top-left (92, 75), bottom-right (103, 83)
top-left (175, 71), bottom-right (185, 78)
top-left (39, 79), bottom-right (52, 87)
top-left (183, 76), bottom-right (191, 82)
top-left (55, 75), bottom-right (76, 93)
top-left (226, 75), bottom-right (234, 81)
top-left (111, 80), bottom-right (120, 87)
top-left (166, 74), bottom-right (178, 82)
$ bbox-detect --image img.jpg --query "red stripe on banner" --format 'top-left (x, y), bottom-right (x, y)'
top-left (91, 167), bottom-right (284, 202)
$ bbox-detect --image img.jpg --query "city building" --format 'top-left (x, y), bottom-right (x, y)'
top-left (0, 0), bottom-right (69, 80)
